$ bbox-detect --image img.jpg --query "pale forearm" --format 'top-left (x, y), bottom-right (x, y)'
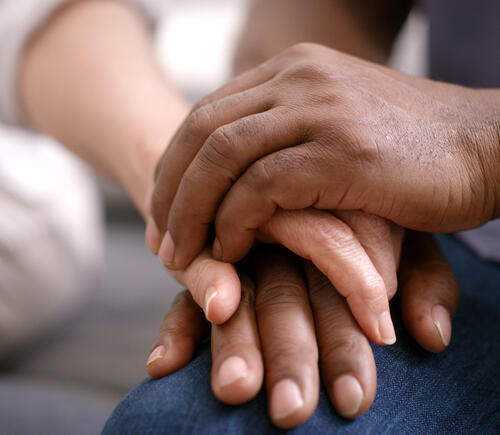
top-left (19, 0), bottom-right (189, 217)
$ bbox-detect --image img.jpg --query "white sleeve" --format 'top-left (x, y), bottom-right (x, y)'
top-left (0, 0), bottom-right (165, 126)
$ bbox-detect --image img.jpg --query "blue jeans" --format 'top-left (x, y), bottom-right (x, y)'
top-left (103, 235), bottom-right (500, 434)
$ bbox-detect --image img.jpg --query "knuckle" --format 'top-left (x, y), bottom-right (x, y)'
top-left (285, 42), bottom-right (322, 59)
top-left (324, 122), bottom-right (379, 169)
top-left (342, 212), bottom-right (390, 235)
top-left (185, 104), bottom-right (213, 137)
top-left (255, 282), bottom-right (305, 312)
top-left (192, 95), bottom-right (211, 111)
top-left (357, 279), bottom-right (388, 312)
top-left (297, 62), bottom-right (333, 81)
top-left (245, 159), bottom-right (275, 193)
top-left (268, 345), bottom-right (318, 372)
top-left (315, 220), bottom-right (356, 252)
top-left (280, 61), bottom-right (334, 85)
top-left (308, 274), bottom-right (334, 299)
top-left (321, 334), bottom-right (366, 361)
top-left (198, 127), bottom-right (236, 170)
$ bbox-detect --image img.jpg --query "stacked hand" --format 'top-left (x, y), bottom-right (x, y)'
top-left (17, 0), bottom-right (496, 427)
top-left (146, 228), bottom-right (459, 427)
top-left (140, 43), bottom-right (499, 427)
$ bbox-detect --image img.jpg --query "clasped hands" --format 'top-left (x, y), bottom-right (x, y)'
top-left (140, 43), bottom-right (500, 428)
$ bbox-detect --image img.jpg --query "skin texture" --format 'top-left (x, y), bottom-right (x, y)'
top-left (147, 235), bottom-right (460, 427)
top-left (152, 44), bottom-right (500, 275)
top-left (145, 0), bottom-right (489, 423)
top-left (18, 0), bottom-right (466, 426)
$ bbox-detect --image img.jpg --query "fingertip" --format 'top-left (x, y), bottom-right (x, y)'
top-left (431, 304), bottom-right (451, 348)
top-left (402, 302), bottom-right (452, 353)
top-left (332, 374), bottom-right (364, 419)
top-left (158, 231), bottom-right (176, 267)
top-left (269, 379), bottom-right (306, 428)
top-left (212, 356), bottom-right (261, 405)
top-left (203, 269), bottom-right (242, 324)
top-left (180, 252), bottom-right (241, 323)
top-left (204, 284), bottom-right (241, 324)
top-left (145, 217), bottom-right (161, 255)
top-left (377, 310), bottom-right (397, 346)
top-left (146, 339), bottom-right (196, 379)
top-left (347, 293), bottom-right (396, 346)
top-left (146, 345), bottom-right (166, 368)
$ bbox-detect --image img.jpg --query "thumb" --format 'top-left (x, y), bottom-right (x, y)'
top-left (398, 231), bottom-right (460, 353)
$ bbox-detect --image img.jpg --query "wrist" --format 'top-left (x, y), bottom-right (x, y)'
top-left (460, 89), bottom-right (500, 223)
top-left (18, 0), bottom-right (190, 219)
top-left (114, 97), bottom-right (190, 219)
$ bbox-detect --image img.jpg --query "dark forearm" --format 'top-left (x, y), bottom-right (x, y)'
top-left (234, 0), bottom-right (413, 74)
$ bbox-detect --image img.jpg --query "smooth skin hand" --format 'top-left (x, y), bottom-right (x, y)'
top-left (148, 203), bottom-right (404, 345)
top-left (146, 232), bottom-right (460, 428)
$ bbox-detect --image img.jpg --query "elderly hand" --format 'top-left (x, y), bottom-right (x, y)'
top-left (148, 205), bottom-right (404, 345)
top-left (150, 43), bottom-right (500, 272)
top-left (146, 233), bottom-right (460, 429)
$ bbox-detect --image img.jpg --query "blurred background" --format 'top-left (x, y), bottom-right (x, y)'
top-left (0, 0), bottom-right (427, 433)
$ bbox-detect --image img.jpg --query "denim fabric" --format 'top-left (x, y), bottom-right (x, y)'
top-left (103, 235), bottom-right (500, 434)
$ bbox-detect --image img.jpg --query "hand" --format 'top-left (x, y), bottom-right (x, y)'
top-left (149, 43), bottom-right (500, 271)
top-left (146, 233), bottom-right (460, 428)
top-left (148, 201), bottom-right (404, 345)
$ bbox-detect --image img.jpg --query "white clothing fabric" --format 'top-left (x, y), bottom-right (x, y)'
top-left (0, 126), bottom-right (103, 359)
top-left (0, 0), bottom-right (164, 125)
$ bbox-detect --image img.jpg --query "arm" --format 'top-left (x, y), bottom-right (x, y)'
top-left (234, 0), bottom-right (414, 73)
top-left (19, 0), bottom-right (189, 217)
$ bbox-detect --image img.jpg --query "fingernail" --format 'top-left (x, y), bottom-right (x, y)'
top-left (205, 286), bottom-right (218, 321)
top-left (159, 231), bottom-right (175, 266)
top-left (146, 345), bottom-right (166, 367)
top-left (217, 356), bottom-right (249, 388)
top-left (145, 217), bottom-right (161, 254)
top-left (270, 379), bottom-right (304, 420)
top-left (332, 374), bottom-right (363, 418)
top-left (213, 238), bottom-right (222, 260)
top-left (378, 310), bottom-right (396, 345)
top-left (431, 304), bottom-right (451, 347)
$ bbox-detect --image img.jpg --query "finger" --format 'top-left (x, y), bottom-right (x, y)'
top-left (214, 143), bottom-right (359, 264)
top-left (167, 247), bottom-right (241, 325)
top-left (334, 211), bottom-right (405, 299)
top-left (210, 274), bottom-right (264, 405)
top-left (248, 246), bottom-right (319, 429)
top-left (256, 209), bottom-right (396, 346)
top-left (168, 106), bottom-right (309, 269)
top-left (399, 231), bottom-right (461, 353)
top-left (304, 261), bottom-right (377, 418)
top-left (153, 85), bottom-right (273, 269)
top-left (146, 290), bottom-right (209, 379)
top-left (194, 58), bottom-right (278, 105)
top-left (150, 58), bottom-right (278, 191)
